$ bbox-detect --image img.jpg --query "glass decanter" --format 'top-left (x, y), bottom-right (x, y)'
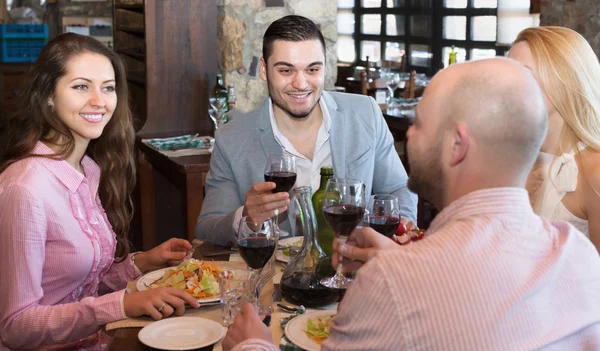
top-left (280, 186), bottom-right (339, 308)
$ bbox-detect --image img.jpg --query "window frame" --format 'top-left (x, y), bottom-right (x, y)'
top-left (347, 0), bottom-right (506, 76)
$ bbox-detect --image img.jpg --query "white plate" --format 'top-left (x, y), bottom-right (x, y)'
top-left (284, 310), bottom-right (336, 351)
top-left (138, 316), bottom-right (225, 350)
top-left (276, 237), bottom-right (304, 263)
top-left (136, 262), bottom-right (230, 303)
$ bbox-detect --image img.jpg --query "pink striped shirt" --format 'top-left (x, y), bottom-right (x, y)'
top-left (0, 142), bottom-right (140, 350)
top-left (233, 188), bottom-right (600, 351)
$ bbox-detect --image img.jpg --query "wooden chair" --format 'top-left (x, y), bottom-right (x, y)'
top-left (379, 55), bottom-right (406, 72)
top-left (402, 70), bottom-right (416, 99)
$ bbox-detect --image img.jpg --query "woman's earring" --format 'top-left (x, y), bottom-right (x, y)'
top-left (47, 101), bottom-right (53, 107)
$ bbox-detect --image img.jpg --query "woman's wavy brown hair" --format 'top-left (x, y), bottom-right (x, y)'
top-left (0, 33), bottom-right (136, 260)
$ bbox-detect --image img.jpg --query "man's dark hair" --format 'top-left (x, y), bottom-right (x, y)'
top-left (262, 15), bottom-right (326, 63)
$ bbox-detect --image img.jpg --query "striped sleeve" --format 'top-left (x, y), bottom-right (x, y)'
top-left (322, 254), bottom-right (407, 350)
top-left (231, 338), bottom-right (279, 351)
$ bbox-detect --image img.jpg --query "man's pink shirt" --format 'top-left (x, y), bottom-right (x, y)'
top-left (233, 188), bottom-right (600, 351)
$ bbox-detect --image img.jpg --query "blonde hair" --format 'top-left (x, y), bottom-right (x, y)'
top-left (514, 26), bottom-right (600, 153)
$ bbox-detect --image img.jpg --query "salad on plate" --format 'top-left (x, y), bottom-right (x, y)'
top-left (305, 315), bottom-right (333, 345)
top-left (147, 258), bottom-right (222, 299)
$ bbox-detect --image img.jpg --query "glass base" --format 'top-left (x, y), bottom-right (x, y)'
top-left (277, 227), bottom-right (290, 238)
top-left (320, 274), bottom-right (353, 289)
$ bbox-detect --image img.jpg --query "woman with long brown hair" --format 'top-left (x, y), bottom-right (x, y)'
top-left (508, 26), bottom-right (600, 252)
top-left (0, 33), bottom-right (199, 350)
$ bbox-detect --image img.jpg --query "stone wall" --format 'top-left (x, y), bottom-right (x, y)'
top-left (217, 0), bottom-right (337, 112)
top-left (540, 0), bottom-right (600, 57)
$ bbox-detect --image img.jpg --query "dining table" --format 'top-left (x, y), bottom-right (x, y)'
top-left (105, 241), bottom-right (335, 351)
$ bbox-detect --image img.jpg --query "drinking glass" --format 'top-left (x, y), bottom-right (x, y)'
top-left (320, 178), bottom-right (365, 289)
top-left (218, 269), bottom-right (255, 326)
top-left (367, 194), bottom-right (400, 238)
top-left (384, 72), bottom-right (401, 108)
top-left (235, 216), bottom-right (277, 314)
top-left (209, 96), bottom-right (228, 130)
top-left (209, 108), bottom-right (227, 130)
top-left (264, 154), bottom-right (297, 238)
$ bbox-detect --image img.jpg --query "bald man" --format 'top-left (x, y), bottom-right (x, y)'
top-left (222, 58), bottom-right (600, 351)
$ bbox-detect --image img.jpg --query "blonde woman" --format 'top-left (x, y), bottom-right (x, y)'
top-left (508, 26), bottom-right (600, 251)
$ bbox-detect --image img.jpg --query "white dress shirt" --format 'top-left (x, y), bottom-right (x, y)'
top-left (232, 98), bottom-right (333, 232)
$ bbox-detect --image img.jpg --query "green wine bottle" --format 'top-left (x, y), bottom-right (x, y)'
top-left (448, 46), bottom-right (457, 66)
top-left (312, 167), bottom-right (335, 256)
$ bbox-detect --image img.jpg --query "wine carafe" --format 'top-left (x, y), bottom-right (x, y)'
top-left (280, 186), bottom-right (339, 308)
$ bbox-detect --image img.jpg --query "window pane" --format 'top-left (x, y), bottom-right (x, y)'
top-left (410, 15), bottom-right (431, 37)
top-left (444, 0), bottom-right (467, 8)
top-left (471, 16), bottom-right (497, 41)
top-left (443, 16), bottom-right (466, 40)
top-left (362, 0), bottom-right (382, 7)
top-left (498, 0), bottom-right (529, 10)
top-left (337, 11), bottom-right (354, 35)
top-left (471, 48), bottom-right (497, 61)
top-left (362, 15), bottom-right (381, 35)
top-left (337, 0), bottom-right (354, 8)
top-left (361, 41), bottom-right (381, 62)
top-left (385, 42), bottom-right (406, 61)
top-left (386, 15), bottom-right (406, 36)
top-left (497, 14), bottom-right (537, 45)
top-left (387, 0), bottom-right (406, 7)
top-left (337, 35), bottom-right (356, 63)
top-left (473, 0), bottom-right (498, 8)
top-left (410, 44), bottom-right (431, 67)
top-left (442, 46), bottom-right (466, 67)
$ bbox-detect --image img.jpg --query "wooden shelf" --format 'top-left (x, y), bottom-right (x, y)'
top-left (115, 3), bottom-right (144, 11)
top-left (118, 26), bottom-right (145, 35)
top-left (117, 48), bottom-right (145, 60)
top-left (127, 71), bottom-right (146, 85)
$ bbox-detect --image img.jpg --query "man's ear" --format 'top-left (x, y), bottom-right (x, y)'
top-left (449, 123), bottom-right (469, 167)
top-left (259, 57), bottom-right (267, 81)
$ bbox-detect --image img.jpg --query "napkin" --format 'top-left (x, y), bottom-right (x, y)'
top-left (144, 135), bottom-right (212, 151)
top-left (142, 135), bottom-right (215, 157)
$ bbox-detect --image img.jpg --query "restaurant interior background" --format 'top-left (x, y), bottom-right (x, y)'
top-left (0, 0), bottom-right (598, 251)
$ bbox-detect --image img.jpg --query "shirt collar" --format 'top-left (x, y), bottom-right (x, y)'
top-left (32, 141), bottom-right (100, 193)
top-left (427, 187), bottom-right (534, 234)
top-left (268, 95), bottom-right (332, 146)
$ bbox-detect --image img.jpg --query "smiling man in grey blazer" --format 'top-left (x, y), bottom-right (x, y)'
top-left (196, 15), bottom-right (417, 246)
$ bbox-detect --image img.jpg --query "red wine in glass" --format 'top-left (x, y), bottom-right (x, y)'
top-left (238, 237), bottom-right (276, 270)
top-left (323, 204), bottom-right (365, 239)
top-left (369, 216), bottom-right (400, 238)
top-left (264, 171), bottom-right (297, 193)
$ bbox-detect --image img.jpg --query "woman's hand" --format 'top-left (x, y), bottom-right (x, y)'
top-left (123, 287), bottom-right (200, 320)
top-left (133, 238), bottom-right (192, 273)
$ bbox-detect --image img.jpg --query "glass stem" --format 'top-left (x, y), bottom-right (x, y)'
top-left (250, 268), bottom-right (262, 306)
top-left (335, 263), bottom-right (345, 279)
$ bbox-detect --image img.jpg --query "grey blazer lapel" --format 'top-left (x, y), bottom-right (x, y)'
top-left (256, 98), bottom-right (282, 158)
top-left (323, 92), bottom-right (346, 179)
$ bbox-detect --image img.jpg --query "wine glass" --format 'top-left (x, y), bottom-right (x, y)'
top-left (264, 154), bottom-right (297, 238)
top-left (235, 216), bottom-right (277, 314)
top-left (367, 194), bottom-right (400, 238)
top-left (209, 108), bottom-right (227, 130)
top-left (320, 178), bottom-right (365, 289)
top-left (209, 96), bottom-right (228, 130)
top-left (384, 72), bottom-right (401, 108)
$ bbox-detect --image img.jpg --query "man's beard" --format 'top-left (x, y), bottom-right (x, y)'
top-left (407, 141), bottom-right (444, 208)
top-left (267, 78), bottom-right (320, 119)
